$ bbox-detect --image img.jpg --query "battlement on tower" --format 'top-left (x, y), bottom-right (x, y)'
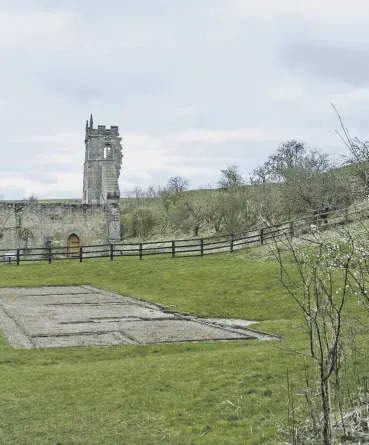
top-left (85, 115), bottom-right (120, 137)
top-left (86, 125), bottom-right (120, 136)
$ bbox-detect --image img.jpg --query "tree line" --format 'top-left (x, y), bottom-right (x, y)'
top-left (120, 136), bottom-right (367, 240)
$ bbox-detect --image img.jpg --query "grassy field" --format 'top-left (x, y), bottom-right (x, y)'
top-left (0, 253), bottom-right (367, 445)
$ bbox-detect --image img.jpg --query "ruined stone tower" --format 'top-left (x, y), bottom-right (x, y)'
top-left (83, 114), bottom-right (123, 206)
top-left (0, 115), bottom-right (124, 253)
top-left (83, 115), bottom-right (123, 244)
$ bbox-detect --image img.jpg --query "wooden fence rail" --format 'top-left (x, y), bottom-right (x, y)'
top-left (1, 204), bottom-right (368, 265)
top-left (0, 225), bottom-right (291, 265)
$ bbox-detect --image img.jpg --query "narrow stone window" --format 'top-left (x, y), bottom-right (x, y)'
top-left (103, 144), bottom-right (112, 159)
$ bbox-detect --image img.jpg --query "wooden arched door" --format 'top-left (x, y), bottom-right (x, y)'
top-left (67, 234), bottom-right (80, 258)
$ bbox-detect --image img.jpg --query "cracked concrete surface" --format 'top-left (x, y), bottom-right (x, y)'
top-left (0, 286), bottom-right (277, 348)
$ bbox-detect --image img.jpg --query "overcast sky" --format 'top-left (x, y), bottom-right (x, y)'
top-left (1, 0), bottom-right (369, 200)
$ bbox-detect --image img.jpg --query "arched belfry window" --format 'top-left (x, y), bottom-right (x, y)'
top-left (103, 144), bottom-right (112, 159)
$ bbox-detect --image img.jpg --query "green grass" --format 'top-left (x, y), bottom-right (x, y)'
top-left (0, 254), bottom-right (367, 445)
top-left (0, 255), bottom-right (296, 321)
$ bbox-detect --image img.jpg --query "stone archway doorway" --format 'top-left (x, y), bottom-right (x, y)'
top-left (67, 234), bottom-right (80, 258)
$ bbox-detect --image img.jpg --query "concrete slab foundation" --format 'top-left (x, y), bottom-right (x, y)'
top-left (0, 286), bottom-right (277, 348)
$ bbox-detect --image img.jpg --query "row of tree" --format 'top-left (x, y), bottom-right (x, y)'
top-left (120, 136), bottom-right (368, 239)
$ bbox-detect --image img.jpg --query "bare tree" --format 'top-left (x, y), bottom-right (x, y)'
top-left (252, 140), bottom-right (329, 183)
top-left (162, 190), bottom-right (216, 237)
top-left (252, 139), bottom-right (354, 219)
top-left (332, 103), bottom-right (369, 196)
top-left (250, 165), bottom-right (269, 185)
top-left (272, 232), bottom-right (353, 444)
top-left (262, 140), bottom-right (310, 183)
top-left (339, 224), bottom-right (369, 313)
top-left (214, 187), bottom-right (258, 234)
top-left (156, 176), bottom-right (190, 218)
top-left (122, 187), bottom-right (147, 207)
top-left (283, 160), bottom-right (352, 218)
top-left (145, 184), bottom-right (161, 200)
top-left (25, 195), bottom-right (38, 204)
top-left (166, 176), bottom-right (190, 194)
top-left (217, 165), bottom-right (245, 189)
top-left (131, 208), bottom-right (154, 239)
top-left (249, 175), bottom-right (285, 226)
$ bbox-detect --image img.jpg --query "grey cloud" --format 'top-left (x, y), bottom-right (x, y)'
top-left (36, 163), bottom-right (81, 174)
top-left (286, 43), bottom-right (369, 86)
top-left (31, 0), bottom-right (218, 18)
top-left (1, 186), bottom-right (26, 200)
top-left (23, 172), bottom-right (59, 185)
top-left (2, 141), bottom-right (80, 172)
top-left (36, 190), bottom-right (81, 200)
top-left (1, 1), bottom-right (369, 199)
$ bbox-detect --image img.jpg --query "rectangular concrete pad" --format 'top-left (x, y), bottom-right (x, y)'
top-left (0, 286), bottom-right (260, 348)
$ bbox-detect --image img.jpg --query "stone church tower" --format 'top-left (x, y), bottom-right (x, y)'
top-left (83, 115), bottom-right (123, 244)
top-left (83, 114), bottom-right (123, 205)
top-left (0, 115), bottom-right (124, 253)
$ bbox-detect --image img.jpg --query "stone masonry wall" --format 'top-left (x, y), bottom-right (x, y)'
top-left (0, 202), bottom-right (109, 252)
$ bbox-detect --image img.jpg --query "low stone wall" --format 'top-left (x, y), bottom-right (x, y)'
top-left (0, 202), bottom-right (109, 252)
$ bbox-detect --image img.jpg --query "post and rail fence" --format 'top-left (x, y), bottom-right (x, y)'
top-left (1, 204), bottom-right (368, 265)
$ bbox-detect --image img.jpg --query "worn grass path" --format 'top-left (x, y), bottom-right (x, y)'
top-left (0, 254), bottom-right (366, 445)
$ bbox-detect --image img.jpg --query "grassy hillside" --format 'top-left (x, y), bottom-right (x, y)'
top-left (0, 252), bottom-right (368, 445)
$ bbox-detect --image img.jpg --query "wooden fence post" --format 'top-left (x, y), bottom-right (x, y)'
top-left (230, 233), bottom-right (234, 253)
top-left (110, 244), bottom-right (114, 261)
top-left (139, 243), bottom-right (143, 260)
top-left (48, 247), bottom-right (52, 264)
top-left (79, 246), bottom-right (83, 263)
top-left (200, 238), bottom-right (204, 256)
top-left (171, 241), bottom-right (175, 258)
top-left (260, 228), bottom-right (264, 245)
top-left (16, 249), bottom-right (20, 266)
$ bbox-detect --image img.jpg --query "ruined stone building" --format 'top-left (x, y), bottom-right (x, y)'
top-left (0, 115), bottom-right (123, 256)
